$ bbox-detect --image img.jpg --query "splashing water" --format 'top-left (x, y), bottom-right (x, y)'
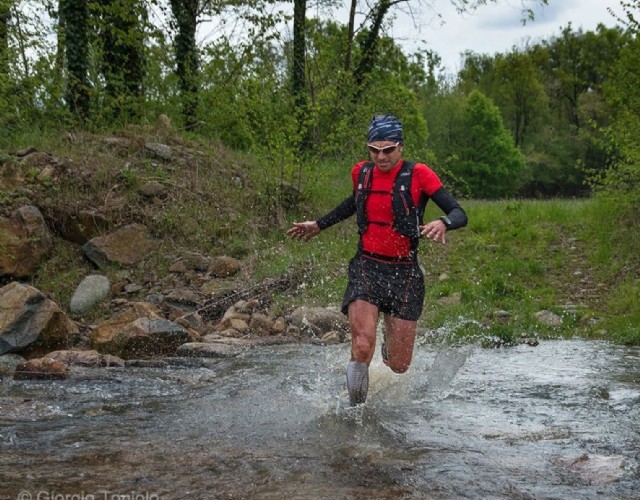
top-left (1, 339), bottom-right (639, 499)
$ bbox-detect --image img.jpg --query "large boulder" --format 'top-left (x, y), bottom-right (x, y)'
top-left (0, 282), bottom-right (78, 356)
top-left (82, 223), bottom-right (159, 269)
top-left (0, 206), bottom-right (53, 278)
top-left (91, 302), bottom-right (188, 359)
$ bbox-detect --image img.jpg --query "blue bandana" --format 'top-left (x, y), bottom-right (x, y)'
top-left (367, 114), bottom-right (403, 143)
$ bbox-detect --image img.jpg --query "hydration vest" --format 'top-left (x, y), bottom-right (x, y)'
top-left (355, 161), bottom-right (428, 252)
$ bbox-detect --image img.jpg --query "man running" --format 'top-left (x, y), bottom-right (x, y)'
top-left (287, 114), bottom-right (467, 405)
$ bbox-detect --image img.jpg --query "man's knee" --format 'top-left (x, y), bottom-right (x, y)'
top-left (352, 334), bottom-right (375, 356)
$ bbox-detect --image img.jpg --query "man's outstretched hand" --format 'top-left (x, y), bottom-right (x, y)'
top-left (287, 221), bottom-right (321, 241)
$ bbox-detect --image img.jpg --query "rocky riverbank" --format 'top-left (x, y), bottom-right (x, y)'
top-left (0, 125), bottom-right (350, 380)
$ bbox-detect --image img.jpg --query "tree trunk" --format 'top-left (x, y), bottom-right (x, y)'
top-left (170, 0), bottom-right (199, 129)
top-left (0, 0), bottom-right (11, 77)
top-left (59, 0), bottom-right (90, 120)
top-left (352, 0), bottom-right (393, 101)
top-left (343, 0), bottom-right (357, 72)
top-left (96, 0), bottom-right (146, 120)
top-left (292, 0), bottom-right (306, 108)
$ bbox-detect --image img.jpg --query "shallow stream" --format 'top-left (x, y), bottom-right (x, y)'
top-left (1, 339), bottom-right (639, 499)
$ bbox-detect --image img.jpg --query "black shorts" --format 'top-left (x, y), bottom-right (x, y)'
top-left (341, 251), bottom-right (425, 321)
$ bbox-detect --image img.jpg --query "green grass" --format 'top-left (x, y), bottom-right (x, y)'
top-left (2, 131), bottom-right (638, 345)
top-left (271, 196), bottom-right (639, 345)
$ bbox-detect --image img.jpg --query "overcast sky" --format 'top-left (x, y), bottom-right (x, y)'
top-left (385, 0), bottom-right (627, 73)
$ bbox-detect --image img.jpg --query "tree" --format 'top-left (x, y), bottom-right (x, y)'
top-left (170, 0), bottom-right (199, 128)
top-left (493, 50), bottom-right (548, 148)
top-left (59, 0), bottom-right (90, 120)
top-left (94, 0), bottom-right (146, 120)
top-left (452, 90), bottom-right (525, 198)
top-left (595, 0), bottom-right (640, 213)
top-left (292, 0), bottom-right (306, 108)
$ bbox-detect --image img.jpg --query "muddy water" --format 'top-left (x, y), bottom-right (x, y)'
top-left (1, 339), bottom-right (639, 499)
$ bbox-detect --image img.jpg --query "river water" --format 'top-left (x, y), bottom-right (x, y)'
top-left (1, 339), bottom-right (639, 499)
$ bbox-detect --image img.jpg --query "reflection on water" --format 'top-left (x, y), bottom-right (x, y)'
top-left (1, 340), bottom-right (639, 499)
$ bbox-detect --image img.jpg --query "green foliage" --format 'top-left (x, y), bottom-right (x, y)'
top-left (91, 0), bottom-right (147, 122)
top-left (449, 90), bottom-right (525, 198)
top-left (593, 26), bottom-right (640, 219)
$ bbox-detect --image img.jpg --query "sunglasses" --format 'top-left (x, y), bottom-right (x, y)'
top-left (367, 142), bottom-right (400, 155)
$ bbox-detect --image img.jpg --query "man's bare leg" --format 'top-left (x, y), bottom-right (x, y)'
top-left (382, 315), bottom-right (417, 374)
top-left (346, 300), bottom-right (378, 405)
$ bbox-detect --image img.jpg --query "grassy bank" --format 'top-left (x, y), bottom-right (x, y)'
top-left (3, 132), bottom-right (638, 345)
top-left (274, 196), bottom-right (639, 345)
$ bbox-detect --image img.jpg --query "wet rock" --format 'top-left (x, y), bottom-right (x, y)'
top-left (13, 357), bottom-right (68, 380)
top-left (91, 302), bottom-right (161, 349)
top-left (69, 274), bottom-right (111, 315)
top-left (534, 310), bottom-right (563, 327)
top-left (288, 306), bottom-right (348, 337)
top-left (102, 354), bottom-right (126, 367)
top-left (0, 282), bottom-right (78, 356)
top-left (519, 337), bottom-right (540, 347)
top-left (565, 453), bottom-right (626, 485)
top-left (176, 341), bottom-right (242, 358)
top-left (125, 359), bottom-right (169, 368)
top-left (210, 256), bottom-right (242, 278)
top-left (0, 206), bottom-right (53, 278)
top-left (127, 318), bottom-right (188, 358)
top-left (45, 349), bottom-right (124, 367)
top-left (93, 313), bottom-right (189, 360)
top-left (0, 353), bottom-right (25, 377)
top-left (82, 223), bottom-right (159, 269)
